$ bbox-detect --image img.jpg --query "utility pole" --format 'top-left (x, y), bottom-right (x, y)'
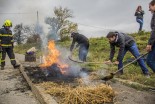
top-left (37, 11), bottom-right (39, 23)
top-left (36, 11), bottom-right (39, 34)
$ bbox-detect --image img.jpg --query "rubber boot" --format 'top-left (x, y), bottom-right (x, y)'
top-left (1, 66), bottom-right (4, 70)
top-left (13, 64), bottom-right (20, 69)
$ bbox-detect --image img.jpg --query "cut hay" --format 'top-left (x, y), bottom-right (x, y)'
top-left (39, 82), bottom-right (115, 104)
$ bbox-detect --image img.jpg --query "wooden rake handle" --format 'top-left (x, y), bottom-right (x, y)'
top-left (114, 52), bottom-right (148, 74)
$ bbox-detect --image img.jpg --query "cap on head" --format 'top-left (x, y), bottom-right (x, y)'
top-left (3, 20), bottom-right (12, 27)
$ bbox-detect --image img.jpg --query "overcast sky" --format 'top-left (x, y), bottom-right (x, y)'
top-left (0, 0), bottom-right (152, 37)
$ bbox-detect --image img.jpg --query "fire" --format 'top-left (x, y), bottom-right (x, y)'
top-left (40, 40), bottom-right (68, 73)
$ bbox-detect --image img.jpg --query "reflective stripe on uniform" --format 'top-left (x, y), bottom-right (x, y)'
top-left (11, 40), bottom-right (14, 42)
top-left (1, 60), bottom-right (5, 62)
top-left (1, 44), bottom-right (12, 46)
top-left (0, 34), bottom-right (13, 37)
top-left (10, 59), bottom-right (15, 61)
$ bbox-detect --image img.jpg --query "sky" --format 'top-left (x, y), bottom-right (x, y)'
top-left (0, 0), bottom-right (152, 37)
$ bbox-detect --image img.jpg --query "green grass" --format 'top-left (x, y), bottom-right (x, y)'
top-left (58, 31), bottom-right (155, 87)
top-left (14, 43), bottom-right (42, 57)
top-left (14, 31), bottom-right (155, 87)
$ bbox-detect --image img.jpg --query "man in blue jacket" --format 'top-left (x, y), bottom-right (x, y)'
top-left (104, 31), bottom-right (149, 77)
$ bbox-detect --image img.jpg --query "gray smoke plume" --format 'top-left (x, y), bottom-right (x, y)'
top-left (57, 45), bottom-right (91, 85)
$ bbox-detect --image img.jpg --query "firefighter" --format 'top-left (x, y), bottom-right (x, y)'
top-left (70, 32), bottom-right (89, 62)
top-left (0, 20), bottom-right (20, 70)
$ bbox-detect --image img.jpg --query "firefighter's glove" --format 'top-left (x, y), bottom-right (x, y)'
top-left (12, 44), bottom-right (14, 48)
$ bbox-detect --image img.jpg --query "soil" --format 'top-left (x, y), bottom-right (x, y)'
top-left (1, 53), bottom-right (154, 104)
top-left (23, 63), bottom-right (155, 104)
top-left (111, 81), bottom-right (155, 104)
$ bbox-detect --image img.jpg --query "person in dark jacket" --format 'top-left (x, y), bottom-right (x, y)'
top-left (135, 5), bottom-right (145, 32)
top-left (104, 31), bottom-right (149, 77)
top-left (70, 32), bottom-right (89, 62)
top-left (146, 0), bottom-right (155, 73)
top-left (0, 20), bottom-right (20, 70)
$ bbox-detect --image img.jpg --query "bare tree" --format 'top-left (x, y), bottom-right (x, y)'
top-left (13, 23), bottom-right (27, 44)
top-left (24, 24), bottom-right (43, 43)
top-left (13, 23), bottom-right (43, 44)
top-left (45, 6), bottom-right (77, 40)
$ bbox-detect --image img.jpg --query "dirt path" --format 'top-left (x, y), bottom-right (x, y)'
top-left (111, 81), bottom-right (155, 104)
top-left (1, 53), bottom-right (154, 104)
top-left (0, 54), bottom-right (40, 104)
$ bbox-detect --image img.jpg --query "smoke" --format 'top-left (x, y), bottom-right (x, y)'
top-left (56, 45), bottom-right (91, 85)
top-left (34, 21), bottom-right (48, 55)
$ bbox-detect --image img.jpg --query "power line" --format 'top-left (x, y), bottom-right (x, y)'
top-left (0, 12), bottom-right (113, 30)
top-left (0, 12), bottom-right (35, 14)
top-left (77, 23), bottom-right (112, 30)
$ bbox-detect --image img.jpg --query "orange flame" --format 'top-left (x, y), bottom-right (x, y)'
top-left (40, 40), bottom-right (68, 74)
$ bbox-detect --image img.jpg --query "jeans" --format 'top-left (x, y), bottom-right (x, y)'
top-left (136, 18), bottom-right (143, 31)
top-left (79, 44), bottom-right (89, 61)
top-left (146, 45), bottom-right (155, 72)
top-left (118, 43), bottom-right (149, 74)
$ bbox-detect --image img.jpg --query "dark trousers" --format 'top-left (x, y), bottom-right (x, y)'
top-left (79, 44), bottom-right (89, 61)
top-left (118, 43), bottom-right (149, 74)
top-left (146, 45), bottom-right (155, 72)
top-left (1, 47), bottom-right (16, 67)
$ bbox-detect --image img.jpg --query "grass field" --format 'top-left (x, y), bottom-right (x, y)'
top-left (14, 31), bottom-right (155, 87)
top-left (57, 31), bottom-right (155, 88)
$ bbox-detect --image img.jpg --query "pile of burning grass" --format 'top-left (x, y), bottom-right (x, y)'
top-left (39, 81), bottom-right (115, 104)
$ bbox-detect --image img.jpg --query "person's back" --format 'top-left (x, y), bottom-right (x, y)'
top-left (0, 27), bottom-right (13, 47)
top-left (72, 33), bottom-right (89, 45)
top-left (70, 32), bottom-right (89, 61)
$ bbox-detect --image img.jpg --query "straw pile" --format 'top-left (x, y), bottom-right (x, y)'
top-left (40, 82), bottom-right (115, 104)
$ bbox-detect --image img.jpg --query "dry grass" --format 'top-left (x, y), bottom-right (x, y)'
top-left (39, 81), bottom-right (115, 104)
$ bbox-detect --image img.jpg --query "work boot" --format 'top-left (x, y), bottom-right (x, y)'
top-left (117, 71), bottom-right (123, 76)
top-left (1, 67), bottom-right (4, 70)
top-left (13, 64), bottom-right (20, 69)
top-left (144, 73), bottom-right (150, 78)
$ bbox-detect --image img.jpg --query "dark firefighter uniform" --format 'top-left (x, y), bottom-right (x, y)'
top-left (0, 20), bottom-right (20, 70)
top-left (70, 32), bottom-right (89, 61)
